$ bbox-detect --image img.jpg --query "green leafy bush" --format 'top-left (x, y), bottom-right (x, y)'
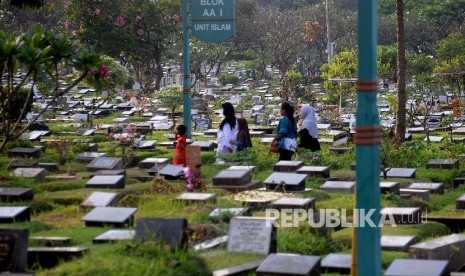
top-left (218, 74), bottom-right (239, 85)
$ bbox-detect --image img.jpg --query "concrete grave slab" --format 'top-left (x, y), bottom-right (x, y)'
top-left (264, 172), bottom-right (307, 192)
top-left (381, 235), bottom-right (417, 252)
top-left (256, 253), bottom-right (321, 276)
top-left (296, 166), bottom-right (330, 178)
top-left (320, 181), bottom-right (356, 193)
top-left (81, 192), bottom-right (118, 208)
top-left (227, 217), bottom-right (276, 255)
top-left (13, 168), bottom-right (45, 180)
top-left (321, 253), bottom-right (351, 274)
top-left (384, 259), bottom-right (448, 276)
top-left (85, 175), bottom-right (125, 189)
top-left (272, 160), bottom-right (304, 172)
top-left (93, 230), bottom-right (135, 244)
top-left (0, 207), bottom-right (30, 223)
top-left (407, 182), bottom-right (444, 194)
top-left (81, 207), bottom-right (137, 227)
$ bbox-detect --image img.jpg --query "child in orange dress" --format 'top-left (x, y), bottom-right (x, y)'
top-left (173, 124), bottom-right (187, 166)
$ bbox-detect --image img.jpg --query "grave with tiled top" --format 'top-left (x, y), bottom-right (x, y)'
top-left (320, 181), bottom-right (356, 193)
top-left (399, 188), bottom-right (430, 201)
top-left (410, 234), bottom-right (465, 271)
top-left (256, 253), bottom-right (321, 276)
top-left (381, 207), bottom-right (422, 224)
top-left (175, 192), bottom-right (217, 204)
top-left (381, 235), bottom-right (416, 252)
top-left (456, 194), bottom-right (465, 209)
top-left (190, 141), bottom-right (215, 151)
top-left (8, 147), bottom-right (42, 159)
top-left (0, 206), bottom-right (30, 223)
top-left (264, 172), bottom-right (307, 192)
top-left (28, 247), bottom-right (88, 269)
top-left (159, 164), bottom-right (184, 180)
top-left (407, 182), bottom-right (444, 194)
top-left (426, 159), bottom-right (459, 169)
top-left (86, 157), bottom-right (123, 172)
top-left (81, 207), bottom-right (137, 227)
top-left (384, 259), bottom-right (449, 276)
top-left (267, 197), bottom-right (315, 211)
top-left (13, 168), bottom-right (46, 180)
top-left (135, 218), bottom-right (187, 248)
top-left (138, 157), bottom-right (170, 169)
top-left (75, 152), bottom-right (107, 163)
top-left (0, 188), bottom-right (33, 201)
top-left (81, 192), bottom-right (118, 208)
top-left (85, 175), bottom-right (125, 189)
top-left (296, 166), bottom-right (330, 178)
top-left (133, 140), bottom-right (156, 150)
top-left (93, 230), bottom-right (135, 244)
top-left (227, 217), bottom-right (277, 255)
top-left (212, 169), bottom-right (261, 192)
top-left (321, 253), bottom-right (351, 274)
top-left (272, 160), bottom-right (304, 172)
top-left (380, 182), bottom-right (400, 194)
top-left (380, 168), bottom-right (416, 178)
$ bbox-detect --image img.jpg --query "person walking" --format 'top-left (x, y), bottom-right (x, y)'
top-left (236, 118), bottom-right (252, 151)
top-left (272, 102), bottom-right (298, 161)
top-left (298, 104), bottom-right (321, 152)
top-left (217, 102), bottom-right (237, 155)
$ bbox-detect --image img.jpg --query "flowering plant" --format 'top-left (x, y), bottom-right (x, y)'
top-left (183, 166), bottom-right (204, 191)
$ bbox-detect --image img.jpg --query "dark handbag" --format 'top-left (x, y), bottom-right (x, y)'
top-left (269, 140), bottom-right (280, 153)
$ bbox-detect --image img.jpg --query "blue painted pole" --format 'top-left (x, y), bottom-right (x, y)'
top-left (354, 0), bottom-right (381, 275)
top-left (182, 0), bottom-right (192, 138)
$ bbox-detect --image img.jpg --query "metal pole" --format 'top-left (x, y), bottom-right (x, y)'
top-left (182, 0), bottom-right (192, 138)
top-left (325, 0), bottom-right (331, 64)
top-left (354, 0), bottom-right (381, 275)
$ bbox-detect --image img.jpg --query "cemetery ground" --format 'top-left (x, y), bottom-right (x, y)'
top-left (2, 112), bottom-right (465, 275)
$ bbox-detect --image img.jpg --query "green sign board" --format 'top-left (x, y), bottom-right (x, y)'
top-left (191, 0), bottom-right (235, 43)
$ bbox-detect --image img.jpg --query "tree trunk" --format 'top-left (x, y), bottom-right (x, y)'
top-left (394, 0), bottom-right (407, 145)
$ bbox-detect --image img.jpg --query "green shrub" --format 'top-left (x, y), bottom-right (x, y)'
top-left (218, 74), bottom-right (239, 85)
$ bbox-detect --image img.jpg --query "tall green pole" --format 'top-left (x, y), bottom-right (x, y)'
top-left (355, 0), bottom-right (381, 275)
top-left (182, 0), bottom-right (192, 138)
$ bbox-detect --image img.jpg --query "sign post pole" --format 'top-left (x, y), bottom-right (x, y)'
top-left (182, 0), bottom-right (192, 138)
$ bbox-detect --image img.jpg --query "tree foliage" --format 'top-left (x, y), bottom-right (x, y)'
top-left (153, 85), bottom-right (183, 125)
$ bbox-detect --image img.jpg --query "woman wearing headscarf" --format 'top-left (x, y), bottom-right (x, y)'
top-left (272, 102), bottom-right (298, 161)
top-left (236, 118), bottom-right (252, 151)
top-left (217, 102), bottom-right (237, 154)
top-left (298, 104), bottom-right (321, 152)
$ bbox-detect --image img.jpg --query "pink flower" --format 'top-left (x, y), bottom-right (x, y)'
top-left (116, 15), bottom-right (126, 27)
top-left (137, 29), bottom-right (144, 36)
top-left (172, 14), bottom-right (180, 22)
top-left (135, 16), bottom-right (142, 23)
top-left (95, 8), bottom-right (101, 16)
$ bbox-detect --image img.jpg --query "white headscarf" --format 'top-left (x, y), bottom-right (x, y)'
top-left (299, 105), bottom-right (318, 138)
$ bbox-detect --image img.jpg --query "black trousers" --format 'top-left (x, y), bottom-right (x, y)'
top-left (279, 149), bottom-right (294, 161)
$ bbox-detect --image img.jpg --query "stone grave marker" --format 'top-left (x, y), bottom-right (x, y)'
top-left (264, 172), bottom-right (307, 192)
top-left (272, 160), bottom-right (304, 172)
top-left (213, 170), bottom-right (252, 187)
top-left (81, 192), bottom-right (119, 208)
top-left (426, 159), bottom-right (459, 169)
top-left (410, 234), bottom-right (465, 271)
top-left (423, 136), bottom-right (443, 142)
top-left (380, 182), bottom-right (400, 194)
top-left (193, 235), bottom-right (229, 251)
top-left (7, 160), bottom-right (38, 170)
top-left (81, 207), bottom-right (137, 227)
top-left (195, 118), bottom-right (212, 131)
top-left (87, 157), bottom-right (123, 172)
top-left (0, 188), bottom-right (33, 202)
top-left (31, 237), bottom-right (71, 247)
top-left (456, 194), bottom-right (465, 210)
top-left (0, 207), bottom-right (30, 223)
top-left (8, 147), bottom-right (41, 159)
top-left (190, 141), bottom-right (215, 151)
top-left (13, 168), bottom-right (45, 181)
top-left (28, 247), bottom-right (88, 269)
top-left (227, 217), bottom-right (276, 255)
top-left (0, 228), bottom-right (28, 273)
top-left (407, 182), bottom-right (444, 194)
top-left (268, 197), bottom-right (315, 211)
top-left (85, 175), bottom-right (125, 189)
top-left (212, 260), bottom-right (264, 276)
top-left (227, 165), bottom-right (256, 172)
top-left (381, 207), bottom-right (422, 224)
top-left (256, 253), bottom-right (321, 276)
top-left (399, 189), bottom-right (430, 201)
top-left (159, 164), bottom-right (184, 180)
top-left (209, 207), bottom-right (251, 220)
top-left (75, 152), bottom-right (107, 163)
top-left (138, 157), bottom-right (170, 169)
top-left (93, 230), bottom-right (135, 244)
top-left (384, 259), bottom-right (449, 276)
top-left (380, 168), bottom-right (416, 178)
top-left (320, 181), bottom-right (356, 193)
top-left (175, 193), bottom-right (216, 204)
top-left (133, 140), bottom-right (156, 150)
top-left (381, 235), bottom-right (417, 252)
top-left (321, 253), bottom-right (351, 274)
top-left (135, 218), bottom-right (187, 248)
top-left (296, 166), bottom-right (330, 178)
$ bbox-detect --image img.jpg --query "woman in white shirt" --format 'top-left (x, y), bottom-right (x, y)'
top-left (217, 102), bottom-right (237, 154)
